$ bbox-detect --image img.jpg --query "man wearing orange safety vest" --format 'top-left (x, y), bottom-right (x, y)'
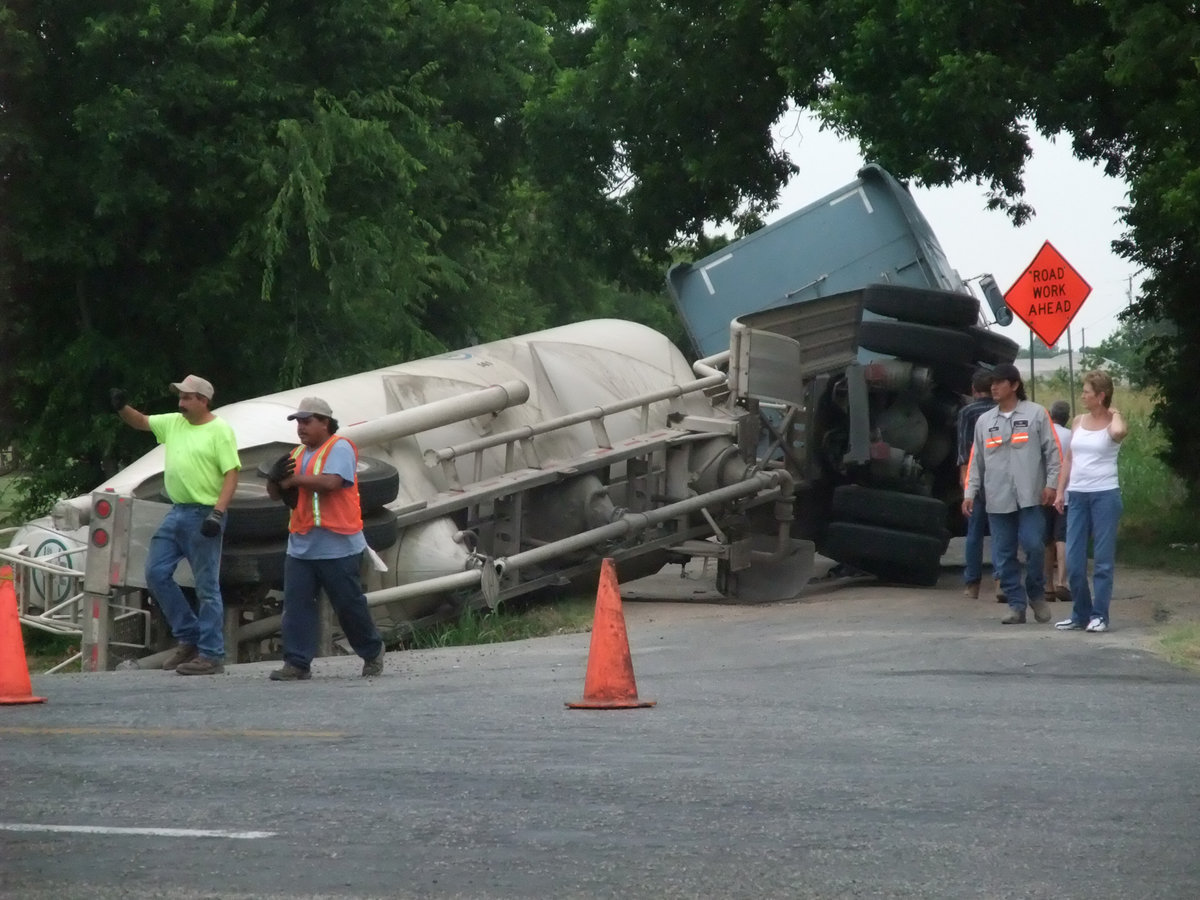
top-left (962, 364), bottom-right (1061, 626)
top-left (265, 397), bottom-right (385, 680)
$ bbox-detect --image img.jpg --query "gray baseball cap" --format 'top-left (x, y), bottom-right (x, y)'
top-left (287, 397), bottom-right (334, 420)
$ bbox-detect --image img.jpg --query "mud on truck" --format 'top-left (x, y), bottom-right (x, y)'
top-left (2, 165), bottom-right (1018, 671)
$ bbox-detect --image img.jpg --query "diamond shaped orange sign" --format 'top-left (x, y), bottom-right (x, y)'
top-left (1003, 241), bottom-right (1091, 347)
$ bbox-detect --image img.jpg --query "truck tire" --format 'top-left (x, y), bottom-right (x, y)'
top-left (858, 320), bottom-right (977, 367)
top-left (820, 522), bottom-right (945, 586)
top-left (861, 285), bottom-right (980, 328)
top-left (966, 326), bottom-right (1020, 365)
top-left (221, 538), bottom-right (287, 588)
top-left (254, 455), bottom-right (401, 515)
top-left (363, 509), bottom-right (399, 551)
top-left (830, 486), bottom-right (949, 538)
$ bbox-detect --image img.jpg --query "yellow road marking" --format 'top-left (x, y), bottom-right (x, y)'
top-left (0, 726), bottom-right (345, 739)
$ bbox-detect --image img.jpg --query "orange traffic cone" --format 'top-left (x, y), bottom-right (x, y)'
top-left (567, 558), bottom-right (655, 709)
top-left (1, 565), bottom-right (47, 705)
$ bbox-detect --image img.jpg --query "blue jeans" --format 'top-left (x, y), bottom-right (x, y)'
top-left (1066, 488), bottom-right (1123, 625)
top-left (964, 489), bottom-right (989, 584)
top-left (988, 506), bottom-right (1046, 612)
top-left (146, 504), bottom-right (225, 659)
top-left (281, 554), bottom-right (383, 670)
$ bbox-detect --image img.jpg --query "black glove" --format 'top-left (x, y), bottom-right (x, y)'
top-left (200, 508), bottom-right (225, 537)
top-left (110, 388), bottom-right (128, 412)
top-left (267, 454), bottom-right (295, 484)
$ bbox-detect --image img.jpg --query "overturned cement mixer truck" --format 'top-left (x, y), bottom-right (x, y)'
top-left (5, 164), bottom-right (1018, 669)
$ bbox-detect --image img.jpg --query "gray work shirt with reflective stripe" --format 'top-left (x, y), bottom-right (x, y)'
top-left (964, 399), bottom-right (1061, 514)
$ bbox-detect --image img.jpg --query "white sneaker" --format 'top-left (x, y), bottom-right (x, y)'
top-left (1085, 617), bottom-right (1108, 633)
top-left (1055, 618), bottom-right (1085, 631)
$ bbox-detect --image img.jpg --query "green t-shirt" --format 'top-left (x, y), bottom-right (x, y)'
top-left (147, 414), bottom-right (241, 505)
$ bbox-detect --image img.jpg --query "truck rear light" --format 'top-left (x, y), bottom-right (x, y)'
top-left (94, 498), bottom-right (113, 519)
top-left (92, 529), bottom-right (109, 548)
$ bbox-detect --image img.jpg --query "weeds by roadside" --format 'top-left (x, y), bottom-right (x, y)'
top-left (402, 597), bottom-right (596, 650)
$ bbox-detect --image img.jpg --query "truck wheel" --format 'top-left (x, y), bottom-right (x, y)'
top-left (830, 486), bottom-right (949, 537)
top-left (221, 538), bottom-right (286, 588)
top-left (356, 457), bottom-right (401, 511)
top-left (861, 285), bottom-right (980, 328)
top-left (255, 455), bottom-right (400, 514)
top-left (363, 509), bottom-right (399, 551)
top-left (820, 522), bottom-right (944, 586)
top-left (858, 321), bottom-right (976, 367)
top-left (966, 326), bottom-right (1020, 365)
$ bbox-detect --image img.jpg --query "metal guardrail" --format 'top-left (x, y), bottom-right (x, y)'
top-left (0, 532), bottom-right (151, 672)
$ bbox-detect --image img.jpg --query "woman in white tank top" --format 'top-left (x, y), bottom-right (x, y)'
top-left (1052, 371), bottom-right (1129, 632)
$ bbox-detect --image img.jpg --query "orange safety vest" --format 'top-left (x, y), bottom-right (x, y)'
top-left (287, 436), bottom-right (363, 535)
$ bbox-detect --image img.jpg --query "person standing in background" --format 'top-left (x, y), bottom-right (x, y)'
top-left (1054, 371), bottom-right (1128, 633)
top-left (956, 369), bottom-right (998, 600)
top-left (1043, 400), bottom-right (1073, 602)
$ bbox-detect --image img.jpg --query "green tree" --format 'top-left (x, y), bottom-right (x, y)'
top-left (565, 0), bottom-right (1200, 495)
top-left (0, 0), bottom-right (670, 513)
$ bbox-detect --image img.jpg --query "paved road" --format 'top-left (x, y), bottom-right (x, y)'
top-left (2, 576), bottom-right (1199, 899)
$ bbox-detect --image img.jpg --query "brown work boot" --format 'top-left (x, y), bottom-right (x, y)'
top-left (162, 643), bottom-right (198, 671)
top-left (361, 651), bottom-right (385, 678)
top-left (995, 583), bottom-right (1007, 603)
top-left (1029, 596), bottom-right (1053, 624)
top-left (1001, 608), bottom-right (1027, 625)
top-left (1055, 583), bottom-right (1072, 602)
top-left (963, 581), bottom-right (980, 599)
top-left (176, 655), bottom-right (225, 676)
top-left (269, 663), bottom-right (312, 681)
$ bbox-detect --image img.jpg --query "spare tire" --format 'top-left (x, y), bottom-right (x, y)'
top-left (862, 284), bottom-right (980, 328)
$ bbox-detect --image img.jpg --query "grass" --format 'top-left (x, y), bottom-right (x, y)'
top-left (1160, 624), bottom-right (1200, 671)
top-left (402, 596), bottom-right (597, 650)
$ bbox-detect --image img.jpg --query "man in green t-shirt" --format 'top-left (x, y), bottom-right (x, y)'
top-left (111, 374), bottom-right (241, 675)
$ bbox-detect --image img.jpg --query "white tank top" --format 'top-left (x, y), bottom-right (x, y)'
top-left (1067, 424), bottom-right (1120, 492)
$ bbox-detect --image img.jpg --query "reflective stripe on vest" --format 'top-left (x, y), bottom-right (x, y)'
top-left (288, 436), bottom-right (363, 535)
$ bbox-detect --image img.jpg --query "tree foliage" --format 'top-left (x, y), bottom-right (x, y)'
top-left (556, 0), bottom-right (1200, 496)
top-left (0, 0), bottom-right (671, 513)
top-left (5, 0), bottom-right (1200, 512)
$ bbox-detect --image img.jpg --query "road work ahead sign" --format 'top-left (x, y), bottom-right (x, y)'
top-left (1003, 241), bottom-right (1091, 347)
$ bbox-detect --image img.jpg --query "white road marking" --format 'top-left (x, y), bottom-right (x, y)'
top-left (0, 823), bottom-right (275, 839)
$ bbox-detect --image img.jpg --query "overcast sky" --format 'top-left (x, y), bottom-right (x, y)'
top-left (766, 111), bottom-right (1139, 348)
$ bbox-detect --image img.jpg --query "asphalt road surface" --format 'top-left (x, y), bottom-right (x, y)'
top-left (3, 574), bottom-right (1199, 899)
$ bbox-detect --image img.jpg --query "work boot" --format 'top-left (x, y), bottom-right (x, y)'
top-left (1055, 583), bottom-right (1072, 602)
top-left (963, 581), bottom-right (980, 599)
top-left (1000, 608), bottom-right (1027, 625)
top-left (361, 651), bottom-right (385, 678)
top-left (995, 584), bottom-right (1007, 604)
top-left (269, 663), bottom-right (312, 681)
top-left (1029, 596), bottom-right (1053, 624)
top-left (175, 656), bottom-right (225, 676)
top-left (162, 643), bottom-right (198, 671)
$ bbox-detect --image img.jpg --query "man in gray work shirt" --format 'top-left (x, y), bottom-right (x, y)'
top-left (963, 363), bottom-right (1061, 625)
